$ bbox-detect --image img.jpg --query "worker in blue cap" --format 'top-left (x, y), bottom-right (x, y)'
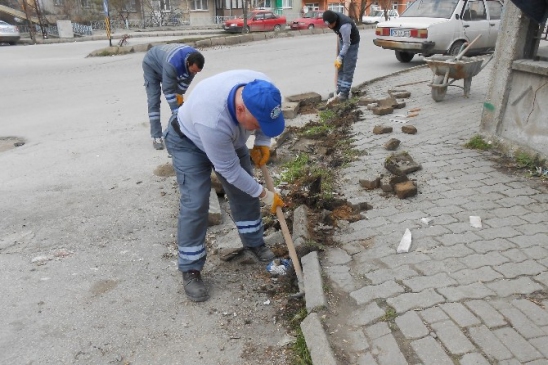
top-left (164, 70), bottom-right (285, 302)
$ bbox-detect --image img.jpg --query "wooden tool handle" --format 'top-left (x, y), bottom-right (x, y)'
top-left (260, 165), bottom-right (304, 282)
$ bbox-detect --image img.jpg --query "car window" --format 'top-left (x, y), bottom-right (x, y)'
top-left (371, 11), bottom-right (384, 17)
top-left (463, 0), bottom-right (487, 21)
top-left (401, 0), bottom-right (460, 18)
top-left (486, 0), bottom-right (503, 20)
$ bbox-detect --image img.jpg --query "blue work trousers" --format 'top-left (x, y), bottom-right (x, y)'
top-left (143, 62), bottom-right (165, 139)
top-left (337, 42), bottom-right (360, 98)
top-left (164, 120), bottom-right (265, 272)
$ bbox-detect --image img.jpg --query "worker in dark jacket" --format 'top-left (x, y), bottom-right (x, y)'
top-left (322, 10), bottom-right (360, 103)
top-left (142, 44), bottom-right (205, 150)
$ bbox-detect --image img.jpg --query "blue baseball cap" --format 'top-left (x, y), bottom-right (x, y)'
top-left (242, 79), bottom-right (285, 138)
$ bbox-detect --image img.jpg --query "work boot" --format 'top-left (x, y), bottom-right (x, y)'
top-left (337, 92), bottom-right (348, 101)
top-left (182, 270), bottom-right (209, 302)
top-left (152, 137), bottom-right (164, 150)
top-left (248, 244), bottom-right (276, 262)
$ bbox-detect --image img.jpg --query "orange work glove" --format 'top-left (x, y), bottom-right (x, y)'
top-left (260, 189), bottom-right (284, 214)
top-left (334, 56), bottom-right (343, 69)
top-left (250, 145), bottom-right (270, 167)
top-left (176, 94), bottom-right (184, 106)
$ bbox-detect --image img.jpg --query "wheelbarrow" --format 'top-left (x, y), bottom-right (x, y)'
top-left (425, 35), bottom-right (493, 102)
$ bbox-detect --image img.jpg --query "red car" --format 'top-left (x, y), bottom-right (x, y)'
top-left (290, 11), bottom-right (327, 30)
top-left (224, 10), bottom-right (287, 33)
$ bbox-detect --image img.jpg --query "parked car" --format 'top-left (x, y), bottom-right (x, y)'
top-left (224, 10), bottom-right (287, 33)
top-left (373, 0), bottom-right (504, 63)
top-left (362, 9), bottom-right (399, 24)
top-left (0, 20), bottom-right (20, 45)
top-left (290, 10), bottom-right (327, 30)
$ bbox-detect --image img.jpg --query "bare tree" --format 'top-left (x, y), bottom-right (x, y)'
top-left (109, 0), bottom-right (133, 23)
top-left (378, 0), bottom-right (393, 20)
top-left (348, 0), bottom-right (374, 23)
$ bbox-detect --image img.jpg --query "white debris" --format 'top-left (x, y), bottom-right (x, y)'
top-left (470, 216), bottom-right (482, 228)
top-left (397, 228), bottom-right (412, 253)
top-left (31, 255), bottom-right (54, 264)
top-left (420, 217), bottom-right (434, 225)
top-left (263, 299), bottom-right (271, 305)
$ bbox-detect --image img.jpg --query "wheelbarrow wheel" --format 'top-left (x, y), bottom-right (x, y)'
top-left (431, 75), bottom-right (447, 102)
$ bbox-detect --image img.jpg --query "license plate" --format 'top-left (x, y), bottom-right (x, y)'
top-left (390, 29), bottom-right (410, 37)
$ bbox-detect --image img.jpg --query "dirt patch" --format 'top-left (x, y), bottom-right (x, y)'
top-left (0, 136), bottom-right (25, 153)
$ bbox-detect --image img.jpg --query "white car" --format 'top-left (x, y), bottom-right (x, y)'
top-left (0, 20), bottom-right (20, 45)
top-left (373, 0), bottom-right (504, 63)
top-left (362, 9), bottom-right (399, 24)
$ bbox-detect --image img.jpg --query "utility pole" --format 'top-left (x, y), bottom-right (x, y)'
top-left (21, 0), bottom-right (36, 43)
top-left (103, 0), bottom-right (112, 47)
top-left (34, 0), bottom-right (48, 39)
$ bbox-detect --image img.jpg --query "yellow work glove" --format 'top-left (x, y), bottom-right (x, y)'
top-left (250, 145), bottom-right (270, 167)
top-left (334, 56), bottom-right (343, 69)
top-left (176, 94), bottom-right (184, 106)
top-left (260, 189), bottom-right (284, 214)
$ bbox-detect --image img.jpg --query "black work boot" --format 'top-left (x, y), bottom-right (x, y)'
top-left (182, 270), bottom-right (209, 302)
top-left (248, 245), bottom-right (275, 262)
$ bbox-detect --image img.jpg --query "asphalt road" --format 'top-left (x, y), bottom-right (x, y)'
top-left (0, 29), bottom-right (423, 364)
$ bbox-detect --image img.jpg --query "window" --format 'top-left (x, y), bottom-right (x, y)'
top-left (190, 0), bottom-right (208, 10)
top-left (160, 0), bottom-right (171, 11)
top-left (328, 3), bottom-right (344, 13)
top-left (486, 0), bottom-right (502, 20)
top-left (463, 0), bottom-right (486, 21)
top-left (305, 3), bottom-right (319, 11)
top-left (281, 0), bottom-right (291, 8)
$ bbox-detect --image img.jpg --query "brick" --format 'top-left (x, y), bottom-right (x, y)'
top-left (494, 327), bottom-right (543, 363)
top-left (465, 300), bottom-right (507, 328)
top-left (430, 320), bottom-right (476, 355)
top-left (402, 272), bottom-right (457, 292)
top-left (395, 311), bottom-right (429, 339)
top-left (468, 325), bottom-right (513, 361)
top-left (438, 282), bottom-right (495, 301)
top-left (485, 277), bottom-right (543, 297)
top-left (449, 266), bottom-right (503, 285)
top-left (493, 260), bottom-right (547, 279)
top-left (439, 302), bottom-right (481, 327)
top-left (387, 288), bottom-right (445, 314)
top-left (511, 299), bottom-right (548, 326)
top-left (411, 336), bottom-right (454, 365)
top-left (350, 281), bottom-right (405, 305)
top-left (459, 353), bottom-right (490, 365)
top-left (371, 333), bottom-right (408, 365)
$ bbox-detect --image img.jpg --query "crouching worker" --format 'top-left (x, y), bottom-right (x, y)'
top-left (165, 70), bottom-right (285, 302)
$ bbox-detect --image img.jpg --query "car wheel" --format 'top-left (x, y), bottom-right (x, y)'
top-left (431, 75), bottom-right (447, 102)
top-left (273, 24), bottom-right (281, 31)
top-left (449, 41), bottom-right (465, 56)
top-left (395, 51), bottom-right (414, 63)
top-left (8, 41), bottom-right (16, 45)
top-left (307, 24), bottom-right (314, 30)
top-left (243, 26), bottom-right (250, 34)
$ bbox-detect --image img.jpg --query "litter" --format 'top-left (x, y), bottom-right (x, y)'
top-left (470, 216), bottom-right (482, 228)
top-left (266, 258), bottom-right (292, 276)
top-left (397, 228), bottom-right (412, 253)
top-left (420, 217), bottom-right (433, 225)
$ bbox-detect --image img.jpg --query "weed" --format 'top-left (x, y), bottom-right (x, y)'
top-left (380, 306), bottom-right (397, 322)
top-left (515, 151), bottom-right (545, 170)
top-left (293, 327), bottom-right (313, 365)
top-left (280, 154), bottom-right (310, 183)
top-left (465, 135), bottom-right (491, 150)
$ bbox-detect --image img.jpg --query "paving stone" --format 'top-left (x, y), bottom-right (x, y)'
top-left (466, 238), bottom-right (516, 254)
top-left (437, 231), bottom-right (483, 246)
top-left (449, 266), bottom-right (503, 285)
top-left (395, 311), bottom-right (429, 339)
top-left (530, 336), bottom-right (548, 357)
top-left (514, 223), bottom-right (548, 235)
top-left (465, 300), bottom-right (507, 328)
top-left (324, 247), bottom-right (352, 265)
top-left (365, 265), bottom-right (419, 285)
top-left (365, 321), bottom-right (391, 340)
top-left (438, 282), bottom-right (495, 301)
top-left (493, 260), bottom-right (547, 278)
top-left (474, 227), bottom-right (522, 240)
top-left (468, 325), bottom-right (513, 361)
top-left (346, 328), bottom-right (370, 352)
top-left (324, 264), bottom-right (356, 293)
top-left (460, 353), bottom-right (491, 365)
top-left (350, 281), bottom-right (405, 305)
top-left (511, 299), bottom-right (548, 326)
top-left (522, 246), bottom-right (548, 261)
top-left (521, 212), bottom-right (548, 224)
top-left (419, 307), bottom-right (449, 324)
top-left (459, 251), bottom-right (510, 269)
top-left (509, 233), bottom-right (548, 248)
top-left (483, 216), bottom-right (528, 228)
top-left (496, 196), bottom-right (538, 208)
top-left (413, 258), bottom-right (467, 276)
top-left (371, 333), bottom-right (408, 365)
top-left (485, 277), bottom-right (544, 297)
top-left (533, 271), bottom-right (548, 287)
top-left (348, 301), bottom-right (386, 326)
top-left (500, 248), bottom-right (530, 262)
top-left (430, 320), bottom-right (476, 355)
top-left (490, 206), bottom-right (531, 218)
top-left (494, 327), bottom-right (543, 363)
top-left (428, 244), bottom-right (475, 260)
top-left (498, 360), bottom-right (521, 365)
top-left (411, 336), bottom-right (454, 365)
top-left (439, 302), bottom-right (481, 327)
top-left (387, 288), bottom-right (445, 314)
top-left (356, 352), bottom-right (378, 365)
top-left (496, 306), bottom-right (546, 339)
top-left (378, 252), bottom-right (430, 269)
top-left (402, 272), bottom-right (458, 292)
top-left (524, 360), bottom-right (548, 365)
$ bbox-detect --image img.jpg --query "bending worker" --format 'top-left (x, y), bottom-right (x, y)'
top-left (165, 69), bottom-right (285, 302)
top-left (323, 10), bottom-right (360, 102)
top-left (142, 44), bottom-right (204, 150)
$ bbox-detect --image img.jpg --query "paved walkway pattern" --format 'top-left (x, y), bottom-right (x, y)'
top-left (321, 61), bottom-right (548, 365)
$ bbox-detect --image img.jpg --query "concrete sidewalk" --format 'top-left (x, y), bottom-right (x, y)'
top-left (310, 60), bottom-right (548, 364)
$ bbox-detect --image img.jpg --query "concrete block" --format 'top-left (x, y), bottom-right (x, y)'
top-left (302, 251), bottom-right (327, 312)
top-left (300, 313), bottom-right (337, 365)
top-left (292, 205), bottom-right (309, 242)
top-left (282, 101), bottom-right (300, 119)
top-left (195, 39), bottom-right (212, 48)
top-left (208, 188), bottom-right (222, 226)
top-left (286, 92), bottom-right (322, 105)
top-left (57, 20), bottom-right (74, 38)
top-left (210, 37), bottom-right (226, 46)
